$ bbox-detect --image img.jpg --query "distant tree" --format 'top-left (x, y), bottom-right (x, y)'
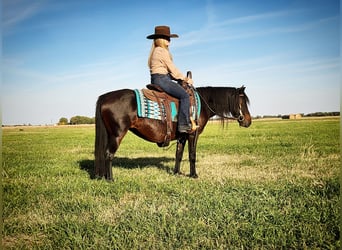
top-left (70, 116), bottom-right (83, 125)
top-left (58, 117), bottom-right (68, 125)
top-left (69, 116), bottom-right (95, 125)
top-left (305, 112), bottom-right (340, 117)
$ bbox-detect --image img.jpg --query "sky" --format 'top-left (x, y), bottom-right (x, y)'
top-left (2, 0), bottom-right (340, 125)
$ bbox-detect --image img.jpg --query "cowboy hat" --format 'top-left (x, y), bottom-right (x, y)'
top-left (146, 25), bottom-right (179, 39)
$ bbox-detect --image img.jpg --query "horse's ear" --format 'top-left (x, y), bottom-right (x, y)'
top-left (239, 85), bottom-right (246, 94)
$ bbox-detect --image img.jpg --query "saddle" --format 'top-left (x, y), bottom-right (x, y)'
top-left (142, 82), bottom-right (199, 147)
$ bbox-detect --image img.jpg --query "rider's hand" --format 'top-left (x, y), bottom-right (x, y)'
top-left (185, 77), bottom-right (194, 85)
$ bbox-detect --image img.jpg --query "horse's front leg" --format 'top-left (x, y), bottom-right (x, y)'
top-left (174, 136), bottom-right (187, 175)
top-left (188, 133), bottom-right (198, 178)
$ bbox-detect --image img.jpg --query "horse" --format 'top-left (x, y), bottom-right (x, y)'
top-left (94, 82), bottom-right (251, 181)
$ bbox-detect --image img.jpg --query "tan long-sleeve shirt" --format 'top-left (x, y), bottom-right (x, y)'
top-left (149, 47), bottom-right (185, 81)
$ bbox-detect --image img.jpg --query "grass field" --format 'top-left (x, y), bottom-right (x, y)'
top-left (2, 118), bottom-right (340, 249)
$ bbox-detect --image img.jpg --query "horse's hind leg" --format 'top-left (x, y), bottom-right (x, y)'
top-left (104, 150), bottom-right (114, 181)
top-left (174, 136), bottom-right (187, 175)
top-left (105, 132), bottom-right (127, 181)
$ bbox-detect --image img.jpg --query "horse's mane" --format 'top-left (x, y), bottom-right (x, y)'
top-left (196, 86), bottom-right (249, 119)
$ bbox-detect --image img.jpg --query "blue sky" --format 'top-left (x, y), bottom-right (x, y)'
top-left (2, 0), bottom-right (340, 125)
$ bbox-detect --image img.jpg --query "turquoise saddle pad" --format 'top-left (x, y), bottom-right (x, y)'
top-left (134, 89), bottom-right (200, 121)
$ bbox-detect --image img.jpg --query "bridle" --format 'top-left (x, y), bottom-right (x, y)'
top-left (184, 70), bottom-right (245, 122)
top-left (237, 94), bottom-right (245, 122)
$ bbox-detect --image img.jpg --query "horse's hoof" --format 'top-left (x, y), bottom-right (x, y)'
top-left (95, 175), bottom-right (104, 180)
top-left (189, 174), bottom-right (198, 179)
top-left (94, 175), bottom-right (114, 182)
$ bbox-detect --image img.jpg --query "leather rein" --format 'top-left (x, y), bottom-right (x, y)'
top-left (185, 71), bottom-right (244, 122)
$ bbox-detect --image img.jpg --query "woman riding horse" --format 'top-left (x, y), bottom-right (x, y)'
top-left (147, 25), bottom-right (194, 133)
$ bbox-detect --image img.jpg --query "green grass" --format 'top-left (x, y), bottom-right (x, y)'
top-left (2, 118), bottom-right (340, 249)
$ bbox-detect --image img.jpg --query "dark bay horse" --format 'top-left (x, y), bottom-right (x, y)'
top-left (94, 85), bottom-right (251, 181)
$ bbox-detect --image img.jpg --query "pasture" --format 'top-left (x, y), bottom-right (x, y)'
top-left (2, 118), bottom-right (340, 249)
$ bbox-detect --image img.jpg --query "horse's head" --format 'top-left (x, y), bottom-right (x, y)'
top-left (234, 86), bottom-right (252, 127)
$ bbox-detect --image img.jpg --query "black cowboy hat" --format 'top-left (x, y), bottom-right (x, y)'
top-left (146, 25), bottom-right (179, 39)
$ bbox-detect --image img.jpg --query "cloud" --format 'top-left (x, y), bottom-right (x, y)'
top-left (3, 0), bottom-right (46, 31)
top-left (174, 5), bottom-right (337, 48)
top-left (3, 51), bottom-right (148, 94)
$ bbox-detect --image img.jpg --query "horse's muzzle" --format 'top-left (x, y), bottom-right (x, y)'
top-left (238, 114), bottom-right (252, 128)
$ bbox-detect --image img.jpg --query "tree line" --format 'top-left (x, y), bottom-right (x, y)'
top-left (305, 111), bottom-right (340, 117)
top-left (252, 111), bottom-right (340, 119)
top-left (58, 116), bottom-right (95, 125)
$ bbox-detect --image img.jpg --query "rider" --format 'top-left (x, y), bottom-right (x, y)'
top-left (147, 25), bottom-right (193, 133)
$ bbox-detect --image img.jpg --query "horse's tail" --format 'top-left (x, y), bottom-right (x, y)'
top-left (94, 96), bottom-right (107, 178)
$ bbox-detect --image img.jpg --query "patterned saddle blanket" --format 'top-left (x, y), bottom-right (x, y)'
top-left (134, 88), bottom-right (201, 122)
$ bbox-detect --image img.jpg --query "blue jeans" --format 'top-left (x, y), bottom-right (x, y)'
top-left (151, 74), bottom-right (190, 126)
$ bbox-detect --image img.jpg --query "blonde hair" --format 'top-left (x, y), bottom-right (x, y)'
top-left (148, 38), bottom-right (171, 68)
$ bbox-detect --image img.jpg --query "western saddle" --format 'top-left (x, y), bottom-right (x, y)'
top-left (143, 77), bottom-right (199, 147)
